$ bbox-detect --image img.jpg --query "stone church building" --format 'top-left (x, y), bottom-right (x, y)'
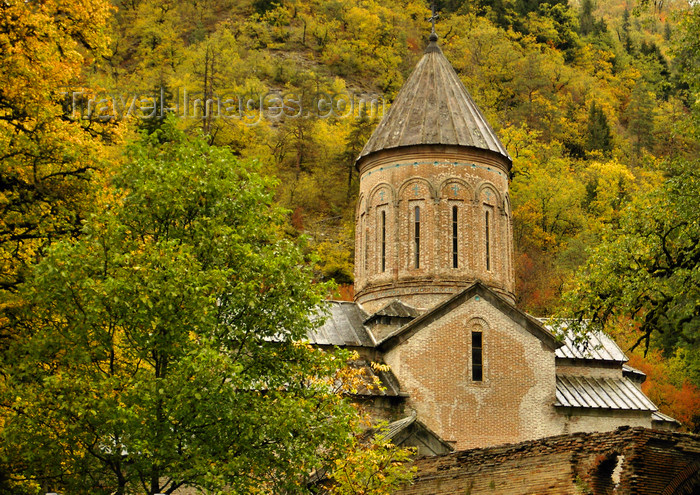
top-left (310, 32), bottom-right (678, 455)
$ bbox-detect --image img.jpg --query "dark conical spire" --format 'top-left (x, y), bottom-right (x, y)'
top-left (357, 36), bottom-right (511, 166)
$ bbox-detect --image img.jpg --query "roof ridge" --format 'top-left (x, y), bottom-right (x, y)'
top-left (377, 282), bottom-right (560, 352)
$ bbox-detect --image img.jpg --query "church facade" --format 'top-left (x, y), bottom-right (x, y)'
top-left (310, 33), bottom-right (677, 454)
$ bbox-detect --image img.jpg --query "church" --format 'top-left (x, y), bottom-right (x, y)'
top-left (308, 31), bottom-right (678, 456)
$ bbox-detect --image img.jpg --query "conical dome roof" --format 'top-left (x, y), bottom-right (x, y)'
top-left (357, 34), bottom-right (511, 166)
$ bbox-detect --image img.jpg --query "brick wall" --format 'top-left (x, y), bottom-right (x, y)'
top-left (384, 295), bottom-right (557, 450)
top-left (556, 360), bottom-right (624, 379)
top-left (396, 427), bottom-right (700, 495)
top-left (354, 145), bottom-right (514, 314)
top-left (554, 408), bottom-right (652, 436)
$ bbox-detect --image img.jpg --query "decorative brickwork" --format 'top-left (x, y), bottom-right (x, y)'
top-left (397, 427), bottom-right (700, 495)
top-left (355, 146), bottom-right (515, 313)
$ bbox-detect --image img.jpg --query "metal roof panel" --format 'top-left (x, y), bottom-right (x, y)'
top-left (542, 320), bottom-right (628, 363)
top-left (308, 302), bottom-right (375, 347)
top-left (556, 375), bottom-right (657, 411)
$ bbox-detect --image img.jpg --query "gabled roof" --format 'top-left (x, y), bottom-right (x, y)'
top-left (377, 282), bottom-right (561, 352)
top-left (357, 33), bottom-right (511, 167)
top-left (380, 412), bottom-right (454, 456)
top-left (308, 301), bottom-right (375, 347)
top-left (543, 320), bottom-right (628, 363)
top-left (555, 375), bottom-right (657, 411)
top-left (364, 300), bottom-right (421, 324)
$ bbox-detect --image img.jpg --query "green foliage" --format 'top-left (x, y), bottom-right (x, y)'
top-left (2, 0), bottom-right (698, 458)
top-left (585, 101), bottom-right (613, 156)
top-left (564, 159), bottom-right (700, 354)
top-left (625, 80), bottom-right (656, 159)
top-left (675, 4), bottom-right (700, 116)
top-left (0, 121), bottom-right (359, 494)
top-left (525, 3), bottom-right (582, 60)
top-left (578, 0), bottom-right (606, 36)
top-left (81, 0), bottom-right (697, 301)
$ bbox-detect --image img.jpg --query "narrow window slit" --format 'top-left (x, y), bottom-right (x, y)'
top-left (414, 206), bottom-right (420, 269)
top-left (381, 211), bottom-right (386, 272)
top-left (452, 206), bottom-right (458, 268)
top-left (485, 210), bottom-right (491, 271)
top-left (472, 331), bottom-right (483, 382)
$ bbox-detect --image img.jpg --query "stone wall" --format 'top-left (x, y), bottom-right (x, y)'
top-left (396, 427), bottom-right (700, 495)
top-left (554, 408), bottom-right (653, 436)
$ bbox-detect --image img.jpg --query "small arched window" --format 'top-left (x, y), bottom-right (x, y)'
top-left (472, 331), bottom-right (483, 382)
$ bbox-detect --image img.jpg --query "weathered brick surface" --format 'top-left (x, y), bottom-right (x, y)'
top-left (384, 296), bottom-right (557, 450)
top-left (378, 291), bottom-right (654, 450)
top-left (555, 408), bottom-right (652, 436)
top-left (556, 361), bottom-right (624, 379)
top-left (396, 427), bottom-right (700, 495)
top-left (354, 145), bottom-right (515, 314)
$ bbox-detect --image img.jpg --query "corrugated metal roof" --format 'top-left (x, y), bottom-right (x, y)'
top-left (556, 375), bottom-right (657, 411)
top-left (357, 35), bottom-right (511, 165)
top-left (308, 301), bottom-right (375, 347)
top-left (622, 364), bottom-right (647, 383)
top-left (541, 320), bottom-right (628, 362)
top-left (382, 413), bottom-right (418, 440)
top-left (365, 300), bottom-right (421, 323)
top-left (652, 411), bottom-right (681, 424)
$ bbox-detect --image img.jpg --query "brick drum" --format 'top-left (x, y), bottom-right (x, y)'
top-left (355, 145), bottom-right (515, 314)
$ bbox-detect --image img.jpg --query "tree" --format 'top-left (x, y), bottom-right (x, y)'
top-left (585, 101), bottom-right (613, 156)
top-left (563, 159), bottom-right (700, 354)
top-left (627, 350), bottom-right (700, 432)
top-left (0, 122), bottom-right (361, 494)
top-left (325, 431), bottom-right (416, 495)
top-left (579, 0), bottom-right (595, 36)
top-left (624, 81), bottom-right (656, 159)
top-left (0, 0), bottom-right (115, 292)
top-left (675, 4), bottom-right (700, 117)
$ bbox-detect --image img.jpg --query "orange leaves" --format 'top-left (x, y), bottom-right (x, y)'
top-left (0, 0), bottom-right (117, 289)
top-left (628, 352), bottom-right (700, 432)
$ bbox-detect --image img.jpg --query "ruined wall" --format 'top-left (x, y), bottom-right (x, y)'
top-left (397, 427), bottom-right (700, 495)
top-left (383, 295), bottom-right (556, 450)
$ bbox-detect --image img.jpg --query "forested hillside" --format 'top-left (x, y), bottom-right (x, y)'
top-left (1, 1), bottom-right (700, 486)
top-left (93, 0), bottom-right (694, 312)
top-left (87, 0), bottom-right (700, 429)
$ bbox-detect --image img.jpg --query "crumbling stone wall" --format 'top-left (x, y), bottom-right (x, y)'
top-left (396, 427), bottom-right (700, 495)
